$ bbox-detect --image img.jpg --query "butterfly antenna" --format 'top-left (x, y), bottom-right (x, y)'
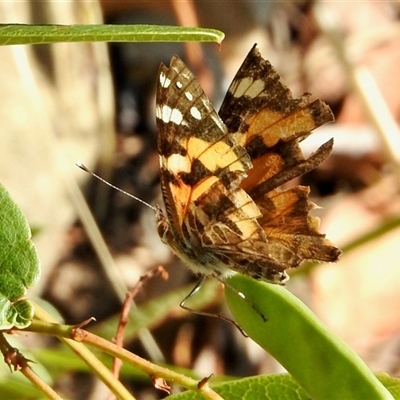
top-left (76, 162), bottom-right (157, 212)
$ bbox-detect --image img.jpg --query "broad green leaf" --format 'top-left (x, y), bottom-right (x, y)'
top-left (166, 373), bottom-right (400, 400)
top-left (0, 183), bottom-right (40, 329)
top-left (166, 374), bottom-right (311, 400)
top-left (224, 274), bottom-right (393, 400)
top-left (0, 24), bottom-right (224, 46)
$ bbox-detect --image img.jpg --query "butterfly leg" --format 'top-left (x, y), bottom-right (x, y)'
top-left (180, 276), bottom-right (248, 336)
top-left (214, 275), bottom-right (267, 323)
top-left (179, 276), bottom-right (207, 309)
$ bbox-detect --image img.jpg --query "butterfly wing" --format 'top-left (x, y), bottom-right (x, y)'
top-left (156, 56), bottom-right (250, 231)
top-left (219, 45), bottom-right (341, 268)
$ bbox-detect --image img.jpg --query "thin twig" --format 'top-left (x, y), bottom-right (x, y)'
top-left (112, 267), bottom-right (168, 380)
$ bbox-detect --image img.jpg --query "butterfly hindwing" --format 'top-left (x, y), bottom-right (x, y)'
top-left (218, 45), bottom-right (341, 269)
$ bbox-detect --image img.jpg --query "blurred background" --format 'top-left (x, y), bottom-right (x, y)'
top-left (1, 1), bottom-right (400, 399)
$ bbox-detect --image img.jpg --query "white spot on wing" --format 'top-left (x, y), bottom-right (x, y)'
top-left (170, 108), bottom-right (184, 124)
top-left (157, 105), bottom-right (184, 125)
top-left (159, 72), bottom-right (171, 88)
top-left (231, 77), bottom-right (265, 98)
top-left (176, 81), bottom-right (183, 89)
top-left (185, 91), bottom-right (193, 101)
top-left (155, 104), bottom-right (165, 119)
top-left (248, 79), bottom-right (265, 97)
top-left (190, 107), bottom-right (202, 120)
top-left (165, 153), bottom-right (191, 174)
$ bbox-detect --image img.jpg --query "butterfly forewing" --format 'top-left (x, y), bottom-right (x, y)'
top-left (156, 56), bottom-right (252, 220)
top-left (156, 55), bottom-right (272, 278)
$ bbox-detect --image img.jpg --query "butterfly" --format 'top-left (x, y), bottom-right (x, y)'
top-left (156, 44), bottom-right (340, 285)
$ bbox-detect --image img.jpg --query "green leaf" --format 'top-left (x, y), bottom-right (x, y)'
top-left (166, 373), bottom-right (400, 400)
top-left (166, 374), bottom-right (312, 400)
top-left (0, 183), bottom-right (40, 329)
top-left (0, 24), bottom-right (224, 46)
top-left (224, 274), bottom-right (393, 400)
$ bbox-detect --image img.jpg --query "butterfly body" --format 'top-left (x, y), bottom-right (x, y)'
top-left (155, 45), bottom-right (340, 284)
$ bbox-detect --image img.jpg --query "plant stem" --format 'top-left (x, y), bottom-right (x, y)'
top-left (26, 305), bottom-right (223, 400)
top-left (31, 305), bottom-right (137, 400)
top-left (0, 333), bottom-right (63, 400)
